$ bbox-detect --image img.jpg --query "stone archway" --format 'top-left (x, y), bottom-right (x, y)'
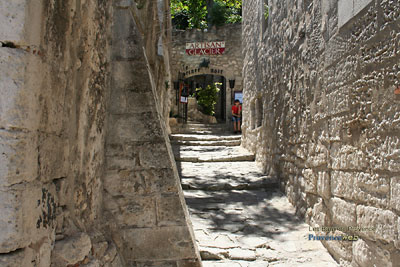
top-left (170, 24), bottom-right (243, 124)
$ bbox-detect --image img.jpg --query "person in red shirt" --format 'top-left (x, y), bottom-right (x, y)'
top-left (231, 99), bottom-right (242, 134)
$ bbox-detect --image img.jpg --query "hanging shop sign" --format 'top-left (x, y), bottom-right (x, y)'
top-left (186, 41), bottom-right (225, 56)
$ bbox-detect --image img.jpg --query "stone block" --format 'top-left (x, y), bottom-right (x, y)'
top-left (353, 238), bottom-right (392, 267)
top-left (0, 48), bottom-right (39, 131)
top-left (0, 0), bottom-right (27, 42)
top-left (306, 143), bottom-right (328, 168)
top-left (303, 169), bottom-right (317, 194)
top-left (104, 168), bottom-right (177, 197)
top-left (157, 194), bottom-right (187, 226)
top-left (104, 195), bottom-right (156, 228)
top-left (51, 232), bottom-right (92, 266)
top-left (356, 172), bottom-right (389, 206)
top-left (371, 136), bottom-right (400, 173)
top-left (321, 230), bottom-right (353, 262)
top-left (111, 61), bottom-right (151, 92)
top-left (0, 247), bottom-right (26, 267)
top-left (105, 156), bottom-right (137, 171)
top-left (110, 91), bottom-right (154, 114)
top-left (326, 89), bottom-right (349, 116)
top-left (106, 113), bottom-right (163, 144)
top-left (331, 145), bottom-right (368, 171)
top-left (0, 183), bottom-right (57, 253)
top-left (356, 205), bottom-right (397, 242)
top-left (38, 133), bottom-right (68, 182)
top-left (121, 226), bottom-right (197, 261)
top-left (331, 171), bottom-right (389, 206)
top-left (317, 171), bottom-right (331, 199)
top-left (112, 8), bottom-right (142, 60)
top-left (390, 177), bottom-right (400, 212)
top-left (311, 199), bottom-right (329, 228)
top-left (329, 116), bottom-right (344, 141)
top-left (0, 130), bottom-right (38, 187)
top-left (139, 143), bottom-right (173, 169)
top-left (329, 197), bottom-right (356, 227)
top-left (331, 171), bottom-right (355, 199)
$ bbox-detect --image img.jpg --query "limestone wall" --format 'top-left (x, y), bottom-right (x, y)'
top-left (0, 0), bottom-right (200, 266)
top-left (242, 0), bottom-right (400, 266)
top-left (1, 1), bottom-right (115, 265)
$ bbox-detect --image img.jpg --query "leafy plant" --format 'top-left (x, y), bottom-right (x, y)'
top-left (170, 0), bottom-right (242, 29)
top-left (264, 3), bottom-right (269, 21)
top-left (209, 1), bottom-right (227, 26)
top-left (196, 83), bottom-right (221, 116)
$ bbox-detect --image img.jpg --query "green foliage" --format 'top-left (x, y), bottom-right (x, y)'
top-left (196, 83), bottom-right (221, 116)
top-left (209, 1), bottom-right (227, 26)
top-left (170, 0), bottom-right (242, 30)
top-left (264, 4), bottom-right (269, 21)
top-left (171, 0), bottom-right (207, 29)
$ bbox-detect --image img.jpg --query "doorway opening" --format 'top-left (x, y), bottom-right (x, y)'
top-left (184, 74), bottom-right (226, 122)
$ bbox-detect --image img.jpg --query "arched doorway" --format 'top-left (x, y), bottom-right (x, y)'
top-left (184, 74), bottom-right (226, 122)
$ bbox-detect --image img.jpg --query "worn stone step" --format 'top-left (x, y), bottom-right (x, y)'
top-left (181, 178), bottom-right (278, 191)
top-left (201, 260), bottom-right (271, 267)
top-left (173, 146), bottom-right (254, 162)
top-left (172, 129), bottom-right (227, 135)
top-left (185, 123), bottom-right (228, 128)
top-left (172, 123), bottom-right (228, 133)
top-left (170, 134), bottom-right (241, 142)
top-left (179, 161), bottom-right (278, 190)
top-left (176, 154), bottom-right (255, 162)
top-left (172, 140), bottom-right (241, 146)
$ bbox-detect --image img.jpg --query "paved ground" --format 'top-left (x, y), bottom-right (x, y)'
top-left (171, 123), bottom-right (338, 267)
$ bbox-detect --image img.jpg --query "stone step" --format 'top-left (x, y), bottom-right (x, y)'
top-left (176, 154), bottom-right (255, 162)
top-left (178, 162), bottom-right (278, 191)
top-left (172, 140), bottom-right (241, 146)
top-left (182, 178), bottom-right (278, 190)
top-left (185, 123), bottom-right (228, 128)
top-left (172, 123), bottom-right (228, 133)
top-left (199, 247), bottom-right (266, 263)
top-left (201, 260), bottom-right (271, 267)
top-left (172, 129), bottom-right (227, 135)
top-left (170, 134), bottom-right (241, 142)
top-left (173, 144), bottom-right (253, 162)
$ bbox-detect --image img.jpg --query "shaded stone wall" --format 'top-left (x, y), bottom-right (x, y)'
top-left (1, 1), bottom-right (115, 265)
top-left (0, 0), bottom-right (200, 266)
top-left (242, 0), bottom-right (400, 266)
top-left (171, 24), bottom-right (243, 123)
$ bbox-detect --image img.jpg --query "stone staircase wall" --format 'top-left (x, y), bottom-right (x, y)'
top-left (102, 1), bottom-right (201, 266)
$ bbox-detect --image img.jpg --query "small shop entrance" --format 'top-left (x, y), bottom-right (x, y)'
top-left (184, 74), bottom-right (226, 122)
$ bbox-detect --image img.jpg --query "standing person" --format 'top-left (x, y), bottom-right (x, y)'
top-left (232, 99), bottom-right (242, 134)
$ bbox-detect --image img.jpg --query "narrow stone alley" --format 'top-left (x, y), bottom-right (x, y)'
top-left (171, 123), bottom-right (338, 266)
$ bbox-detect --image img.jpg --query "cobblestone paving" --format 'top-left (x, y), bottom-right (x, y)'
top-left (171, 123), bottom-right (338, 267)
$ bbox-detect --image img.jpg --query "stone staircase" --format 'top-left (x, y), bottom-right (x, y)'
top-left (170, 123), bottom-right (338, 267)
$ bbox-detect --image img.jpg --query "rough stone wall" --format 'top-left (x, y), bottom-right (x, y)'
top-left (0, 0), bottom-right (200, 266)
top-left (1, 1), bottom-right (115, 266)
top-left (242, 0), bottom-right (400, 266)
top-left (171, 24), bottom-right (243, 123)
